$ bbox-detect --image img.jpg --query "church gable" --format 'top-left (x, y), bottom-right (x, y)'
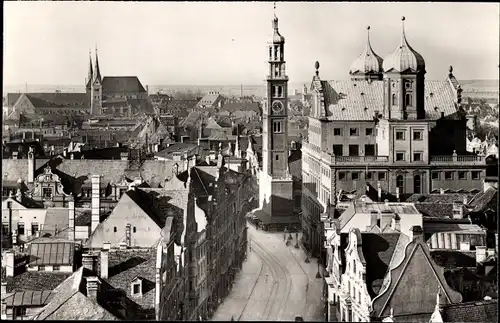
top-left (12, 94), bottom-right (36, 115)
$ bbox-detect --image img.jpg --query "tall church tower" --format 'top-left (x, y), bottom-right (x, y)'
top-left (259, 4), bottom-right (294, 218)
top-left (90, 47), bottom-right (103, 115)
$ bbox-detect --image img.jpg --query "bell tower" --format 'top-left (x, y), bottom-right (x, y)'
top-left (263, 4), bottom-right (289, 178)
top-left (259, 3), bottom-right (294, 218)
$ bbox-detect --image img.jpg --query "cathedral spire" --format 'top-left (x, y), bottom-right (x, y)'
top-left (93, 45), bottom-right (102, 83)
top-left (87, 49), bottom-right (93, 87)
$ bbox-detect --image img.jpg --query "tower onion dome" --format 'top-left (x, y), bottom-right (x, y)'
top-left (350, 26), bottom-right (384, 75)
top-left (383, 17), bottom-right (426, 73)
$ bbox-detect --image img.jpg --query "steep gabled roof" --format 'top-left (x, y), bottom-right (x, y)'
top-left (468, 187), bottom-right (498, 213)
top-left (124, 188), bottom-right (169, 228)
top-left (371, 232), bottom-right (463, 320)
top-left (101, 76), bottom-right (146, 93)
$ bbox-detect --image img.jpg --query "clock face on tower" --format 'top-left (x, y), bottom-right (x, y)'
top-left (272, 101), bottom-right (284, 114)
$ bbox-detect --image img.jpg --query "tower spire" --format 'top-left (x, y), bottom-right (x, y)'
top-left (272, 2), bottom-right (279, 30)
top-left (94, 45), bottom-right (102, 83)
top-left (400, 16), bottom-right (407, 47)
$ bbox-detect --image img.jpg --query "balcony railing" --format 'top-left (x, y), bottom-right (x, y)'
top-left (304, 142), bottom-right (486, 166)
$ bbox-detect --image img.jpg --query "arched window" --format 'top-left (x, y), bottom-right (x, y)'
top-left (392, 94), bottom-right (397, 105)
top-left (405, 93), bottom-right (412, 107)
top-left (272, 86), bottom-right (276, 98)
top-left (114, 226), bottom-right (117, 233)
top-left (278, 86), bottom-right (283, 97)
top-left (414, 174), bottom-right (421, 194)
top-left (269, 46), bottom-right (272, 60)
top-left (396, 175), bottom-right (404, 193)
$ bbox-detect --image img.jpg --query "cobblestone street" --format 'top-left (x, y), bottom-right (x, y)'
top-left (212, 224), bottom-right (326, 321)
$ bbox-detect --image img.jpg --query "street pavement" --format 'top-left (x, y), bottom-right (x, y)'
top-left (211, 224), bottom-right (326, 321)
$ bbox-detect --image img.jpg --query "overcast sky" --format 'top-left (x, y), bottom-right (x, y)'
top-left (3, 1), bottom-right (499, 86)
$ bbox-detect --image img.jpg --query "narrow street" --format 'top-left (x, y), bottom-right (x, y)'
top-left (212, 224), bottom-right (325, 321)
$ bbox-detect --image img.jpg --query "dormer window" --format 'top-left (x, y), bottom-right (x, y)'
top-left (131, 277), bottom-right (143, 297)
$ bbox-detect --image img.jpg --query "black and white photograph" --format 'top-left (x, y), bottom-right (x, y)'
top-left (1, 1), bottom-right (499, 322)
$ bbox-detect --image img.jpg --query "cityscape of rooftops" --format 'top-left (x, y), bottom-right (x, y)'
top-left (1, 1), bottom-right (498, 322)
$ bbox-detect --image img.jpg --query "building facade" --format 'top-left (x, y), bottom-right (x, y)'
top-left (301, 20), bottom-right (487, 257)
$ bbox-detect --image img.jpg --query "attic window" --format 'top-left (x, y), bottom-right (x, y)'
top-left (131, 278), bottom-right (143, 296)
top-left (430, 92), bottom-right (434, 97)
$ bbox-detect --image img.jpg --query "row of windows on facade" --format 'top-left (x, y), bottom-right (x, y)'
top-left (333, 127), bottom-right (423, 141)
top-left (336, 170), bottom-right (481, 181)
top-left (2, 222), bottom-right (39, 236)
top-left (272, 121), bottom-right (283, 133)
top-left (271, 85), bottom-right (284, 98)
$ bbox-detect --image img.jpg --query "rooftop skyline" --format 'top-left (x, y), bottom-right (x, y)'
top-left (3, 2), bottom-right (499, 87)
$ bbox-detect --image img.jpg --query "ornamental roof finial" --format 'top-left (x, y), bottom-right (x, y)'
top-left (315, 61), bottom-right (320, 76)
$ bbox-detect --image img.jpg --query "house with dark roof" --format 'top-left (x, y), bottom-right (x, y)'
top-left (196, 92), bottom-right (225, 110)
top-left (369, 226), bottom-right (463, 322)
top-left (87, 186), bottom-right (186, 249)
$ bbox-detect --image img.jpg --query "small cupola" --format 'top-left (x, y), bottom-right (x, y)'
top-left (383, 17), bottom-right (426, 73)
top-left (349, 26), bottom-right (384, 80)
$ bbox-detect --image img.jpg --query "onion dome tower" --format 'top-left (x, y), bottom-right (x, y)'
top-left (382, 17), bottom-right (426, 120)
top-left (349, 26), bottom-right (384, 80)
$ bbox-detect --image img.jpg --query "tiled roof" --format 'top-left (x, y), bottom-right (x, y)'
top-left (41, 208), bottom-right (70, 237)
top-left (353, 201), bottom-right (420, 214)
top-left (430, 250), bottom-right (477, 269)
top-left (6, 271), bottom-right (72, 293)
top-left (208, 130), bottom-right (236, 141)
top-left (222, 102), bottom-right (260, 113)
top-left (360, 232), bottom-right (402, 297)
top-left (139, 160), bottom-right (176, 187)
top-left (405, 193), bottom-right (475, 204)
top-left (2, 158), bottom-right (50, 182)
top-left (107, 249), bottom-right (157, 310)
top-left (3, 290), bottom-right (54, 307)
top-left (288, 149), bottom-right (302, 180)
top-left (75, 210), bottom-right (91, 226)
top-left (101, 76), bottom-right (146, 93)
top-left (423, 222), bottom-right (484, 235)
top-left (414, 203), bottom-right (454, 218)
top-left (54, 159), bottom-right (129, 187)
top-left (468, 187), bottom-right (498, 213)
top-left (34, 267), bottom-right (119, 320)
top-left (441, 299), bottom-right (498, 323)
top-left (154, 143), bottom-right (199, 159)
top-left (371, 235), bottom-right (463, 319)
top-left (318, 79), bottom-right (458, 121)
top-left (9, 93), bottom-right (89, 109)
top-left (28, 242), bottom-right (75, 266)
top-left (198, 93), bottom-right (223, 107)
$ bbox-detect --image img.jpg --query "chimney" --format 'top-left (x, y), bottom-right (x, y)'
top-left (452, 201), bottom-right (464, 219)
top-left (209, 150), bottom-right (216, 160)
top-left (28, 147), bottom-right (35, 183)
top-left (377, 181), bottom-right (382, 201)
top-left (476, 246), bottom-right (487, 263)
top-left (396, 187), bottom-right (400, 202)
top-left (380, 211), bottom-right (393, 229)
top-left (206, 155), bottom-right (211, 165)
top-left (146, 85), bottom-right (149, 94)
top-left (120, 152), bottom-right (128, 161)
top-left (12, 151), bottom-right (18, 159)
top-left (392, 213), bottom-right (401, 231)
top-left (441, 111), bottom-right (445, 119)
top-left (85, 277), bottom-right (101, 301)
top-left (5, 251), bottom-right (14, 277)
top-left (463, 195), bottom-right (468, 206)
top-left (68, 200), bottom-right (75, 241)
top-left (440, 188), bottom-right (445, 195)
top-left (63, 148), bottom-right (68, 158)
top-left (82, 253), bottom-right (96, 272)
top-left (23, 132), bottom-right (26, 140)
top-left (409, 226), bottom-right (424, 242)
top-left (370, 211), bottom-right (378, 228)
top-left (1, 282), bottom-right (6, 297)
top-left (91, 175), bottom-right (101, 234)
top-left (70, 153), bottom-right (74, 160)
top-left (100, 248), bottom-right (109, 279)
top-left (119, 240), bottom-right (127, 250)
